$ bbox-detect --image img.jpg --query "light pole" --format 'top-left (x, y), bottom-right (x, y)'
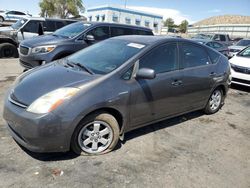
top-left (124, 0), bottom-right (127, 8)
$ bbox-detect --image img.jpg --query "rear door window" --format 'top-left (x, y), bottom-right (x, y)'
top-left (180, 42), bottom-right (210, 68)
top-left (44, 20), bottom-right (56, 32)
top-left (55, 21), bottom-right (65, 30)
top-left (110, 27), bottom-right (134, 37)
top-left (23, 21), bottom-right (42, 33)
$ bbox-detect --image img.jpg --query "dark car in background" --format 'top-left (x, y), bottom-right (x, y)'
top-left (19, 22), bottom-right (153, 69)
top-left (193, 39), bottom-right (229, 57)
top-left (0, 17), bottom-right (76, 58)
top-left (3, 36), bottom-right (230, 155)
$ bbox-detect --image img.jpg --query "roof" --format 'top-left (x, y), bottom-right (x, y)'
top-left (77, 21), bottom-right (153, 31)
top-left (112, 35), bottom-right (189, 45)
top-left (87, 5), bottom-right (163, 19)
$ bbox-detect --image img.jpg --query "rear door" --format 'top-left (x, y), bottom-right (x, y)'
top-left (178, 42), bottom-right (216, 109)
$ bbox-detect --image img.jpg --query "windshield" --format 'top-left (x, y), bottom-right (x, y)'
top-left (67, 39), bottom-right (146, 75)
top-left (192, 34), bottom-right (213, 40)
top-left (53, 22), bottom-right (91, 38)
top-left (11, 18), bottom-right (28, 30)
top-left (236, 39), bottom-right (250, 46)
top-left (238, 46), bottom-right (250, 58)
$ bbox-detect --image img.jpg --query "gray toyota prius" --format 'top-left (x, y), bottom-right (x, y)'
top-left (3, 36), bottom-right (231, 155)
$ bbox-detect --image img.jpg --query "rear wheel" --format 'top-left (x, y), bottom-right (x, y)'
top-left (0, 43), bottom-right (18, 58)
top-left (204, 88), bottom-right (223, 114)
top-left (71, 113), bottom-right (120, 155)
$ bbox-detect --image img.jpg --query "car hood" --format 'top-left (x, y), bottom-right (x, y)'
top-left (21, 34), bottom-right (70, 48)
top-left (229, 55), bottom-right (250, 68)
top-left (11, 62), bottom-right (96, 105)
top-left (0, 26), bottom-right (13, 32)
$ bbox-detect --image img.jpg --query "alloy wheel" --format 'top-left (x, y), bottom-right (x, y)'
top-left (78, 120), bottom-right (113, 154)
top-left (209, 90), bottom-right (222, 111)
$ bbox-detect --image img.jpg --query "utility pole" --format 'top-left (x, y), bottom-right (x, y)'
top-left (124, 0), bottom-right (127, 8)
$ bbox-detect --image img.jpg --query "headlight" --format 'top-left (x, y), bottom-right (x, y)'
top-left (27, 87), bottom-right (79, 114)
top-left (31, 45), bottom-right (56, 54)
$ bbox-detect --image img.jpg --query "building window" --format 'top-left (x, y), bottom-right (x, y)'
top-left (112, 15), bottom-right (118, 22)
top-left (135, 19), bottom-right (141, 26)
top-left (153, 22), bottom-right (158, 28)
top-left (145, 21), bottom-right (150, 27)
top-left (89, 16), bottom-right (92, 21)
top-left (96, 15), bottom-right (100, 21)
top-left (125, 17), bottom-right (131, 24)
top-left (101, 15), bottom-right (105, 22)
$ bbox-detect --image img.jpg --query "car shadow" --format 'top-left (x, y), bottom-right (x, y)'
top-left (18, 111), bottom-right (204, 161)
top-left (122, 110), bottom-right (204, 144)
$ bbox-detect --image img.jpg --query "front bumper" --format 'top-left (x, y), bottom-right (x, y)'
top-left (231, 68), bottom-right (250, 87)
top-left (19, 51), bottom-right (54, 69)
top-left (3, 92), bottom-right (74, 153)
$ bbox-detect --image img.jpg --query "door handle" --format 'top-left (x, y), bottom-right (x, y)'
top-left (172, 80), bottom-right (183, 86)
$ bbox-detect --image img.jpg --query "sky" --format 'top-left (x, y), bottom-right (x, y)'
top-left (0, 0), bottom-right (249, 24)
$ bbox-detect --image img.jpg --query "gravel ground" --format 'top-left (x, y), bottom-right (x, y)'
top-left (0, 58), bottom-right (249, 188)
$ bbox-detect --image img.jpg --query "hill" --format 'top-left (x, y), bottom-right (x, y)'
top-left (193, 15), bottom-right (250, 26)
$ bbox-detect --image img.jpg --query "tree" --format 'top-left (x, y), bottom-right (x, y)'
top-left (39, 0), bottom-right (85, 18)
top-left (164, 18), bottom-right (175, 29)
top-left (179, 20), bottom-right (189, 33)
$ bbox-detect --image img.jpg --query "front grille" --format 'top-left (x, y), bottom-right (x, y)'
top-left (232, 78), bottom-right (250, 85)
top-left (229, 49), bottom-right (240, 52)
top-left (20, 60), bottom-right (32, 69)
top-left (19, 45), bottom-right (29, 55)
top-left (231, 65), bottom-right (250, 74)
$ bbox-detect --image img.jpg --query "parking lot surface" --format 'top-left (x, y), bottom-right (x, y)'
top-left (0, 59), bottom-right (249, 188)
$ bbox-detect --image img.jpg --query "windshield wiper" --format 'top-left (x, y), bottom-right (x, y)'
top-left (73, 63), bottom-right (94, 75)
top-left (66, 61), bottom-right (93, 75)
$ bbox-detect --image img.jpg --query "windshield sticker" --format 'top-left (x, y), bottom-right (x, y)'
top-left (127, 43), bottom-right (145, 49)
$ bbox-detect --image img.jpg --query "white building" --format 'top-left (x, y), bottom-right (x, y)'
top-left (87, 5), bottom-right (163, 34)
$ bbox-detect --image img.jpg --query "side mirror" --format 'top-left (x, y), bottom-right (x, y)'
top-left (84, 35), bottom-right (95, 42)
top-left (136, 68), bottom-right (156, 80)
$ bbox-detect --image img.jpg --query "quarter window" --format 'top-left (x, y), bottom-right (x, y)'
top-left (207, 49), bottom-right (221, 64)
top-left (180, 43), bottom-right (210, 68)
top-left (87, 26), bottom-right (109, 41)
top-left (139, 43), bottom-right (178, 74)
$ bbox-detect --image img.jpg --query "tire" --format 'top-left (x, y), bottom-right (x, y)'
top-left (204, 88), bottom-right (223, 114)
top-left (0, 16), bottom-right (4, 22)
top-left (0, 43), bottom-right (18, 58)
top-left (71, 112), bottom-right (120, 155)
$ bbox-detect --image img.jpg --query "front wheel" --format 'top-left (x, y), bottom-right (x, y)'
top-left (204, 88), bottom-right (223, 114)
top-left (71, 113), bottom-right (120, 155)
top-left (0, 16), bottom-right (4, 22)
top-left (0, 43), bottom-right (18, 58)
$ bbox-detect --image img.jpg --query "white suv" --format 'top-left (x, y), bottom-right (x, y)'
top-left (229, 46), bottom-right (250, 87)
